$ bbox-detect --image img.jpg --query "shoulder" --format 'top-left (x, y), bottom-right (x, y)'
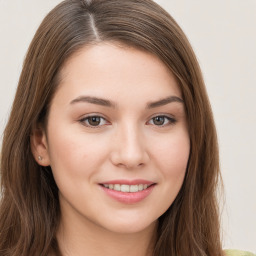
top-left (224, 249), bottom-right (256, 256)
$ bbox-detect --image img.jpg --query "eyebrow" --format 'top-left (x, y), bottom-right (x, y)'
top-left (147, 96), bottom-right (184, 108)
top-left (70, 95), bottom-right (184, 108)
top-left (70, 96), bottom-right (116, 108)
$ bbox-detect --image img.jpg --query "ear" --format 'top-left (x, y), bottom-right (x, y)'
top-left (30, 125), bottom-right (51, 166)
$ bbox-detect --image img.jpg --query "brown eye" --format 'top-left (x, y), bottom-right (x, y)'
top-left (148, 115), bottom-right (176, 127)
top-left (153, 116), bottom-right (165, 126)
top-left (80, 116), bottom-right (108, 127)
top-left (87, 116), bottom-right (101, 126)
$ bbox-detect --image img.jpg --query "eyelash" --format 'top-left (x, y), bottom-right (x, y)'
top-left (79, 115), bottom-right (110, 128)
top-left (79, 114), bottom-right (177, 129)
top-left (147, 115), bottom-right (177, 127)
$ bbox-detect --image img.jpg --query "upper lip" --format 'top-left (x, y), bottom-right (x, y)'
top-left (99, 179), bottom-right (156, 186)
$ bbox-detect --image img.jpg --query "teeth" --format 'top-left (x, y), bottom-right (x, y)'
top-left (138, 184), bottom-right (143, 191)
top-left (103, 184), bottom-right (150, 192)
top-left (130, 185), bottom-right (138, 192)
top-left (114, 184), bottom-right (121, 191)
top-left (121, 184), bottom-right (130, 192)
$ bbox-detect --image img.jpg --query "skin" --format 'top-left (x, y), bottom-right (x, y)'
top-left (32, 43), bottom-right (190, 256)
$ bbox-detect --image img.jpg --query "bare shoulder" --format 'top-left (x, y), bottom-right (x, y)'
top-left (224, 249), bottom-right (256, 256)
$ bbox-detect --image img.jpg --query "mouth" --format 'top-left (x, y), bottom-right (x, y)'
top-left (99, 180), bottom-right (156, 204)
top-left (100, 183), bottom-right (154, 193)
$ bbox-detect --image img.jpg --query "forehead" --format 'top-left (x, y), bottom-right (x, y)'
top-left (55, 42), bottom-right (182, 106)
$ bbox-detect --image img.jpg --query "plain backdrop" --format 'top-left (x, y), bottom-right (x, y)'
top-left (0, 0), bottom-right (255, 253)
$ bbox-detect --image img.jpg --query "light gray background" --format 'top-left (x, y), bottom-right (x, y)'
top-left (0, 0), bottom-right (255, 252)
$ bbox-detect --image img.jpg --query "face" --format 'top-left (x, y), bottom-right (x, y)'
top-left (34, 43), bottom-right (190, 234)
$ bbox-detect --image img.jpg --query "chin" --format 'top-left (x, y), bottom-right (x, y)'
top-left (98, 215), bottom-right (158, 234)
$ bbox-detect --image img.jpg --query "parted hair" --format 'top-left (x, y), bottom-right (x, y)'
top-left (0, 0), bottom-right (224, 255)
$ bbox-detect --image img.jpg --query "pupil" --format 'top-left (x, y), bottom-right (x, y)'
top-left (88, 116), bottom-right (101, 126)
top-left (154, 116), bottom-right (165, 125)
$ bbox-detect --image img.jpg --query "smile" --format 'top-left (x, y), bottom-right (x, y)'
top-left (99, 180), bottom-right (156, 204)
top-left (102, 184), bottom-right (149, 193)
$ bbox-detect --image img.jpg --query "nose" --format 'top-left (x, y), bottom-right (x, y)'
top-left (110, 123), bottom-right (150, 169)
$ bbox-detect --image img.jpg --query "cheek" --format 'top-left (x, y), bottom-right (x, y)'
top-left (46, 123), bottom-right (110, 183)
top-left (153, 132), bottom-right (190, 173)
top-left (150, 129), bottom-right (190, 199)
top-left (144, 131), bottom-right (190, 217)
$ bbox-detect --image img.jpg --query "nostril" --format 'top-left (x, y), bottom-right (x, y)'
top-left (109, 138), bottom-right (150, 168)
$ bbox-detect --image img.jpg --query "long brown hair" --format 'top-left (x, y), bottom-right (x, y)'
top-left (0, 0), bottom-right (224, 255)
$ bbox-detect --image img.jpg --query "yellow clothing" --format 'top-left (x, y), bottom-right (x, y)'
top-left (225, 249), bottom-right (256, 256)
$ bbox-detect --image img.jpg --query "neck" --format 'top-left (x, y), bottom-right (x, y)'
top-left (56, 208), bottom-right (158, 256)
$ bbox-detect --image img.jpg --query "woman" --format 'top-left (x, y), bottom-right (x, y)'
top-left (0, 0), bottom-right (253, 255)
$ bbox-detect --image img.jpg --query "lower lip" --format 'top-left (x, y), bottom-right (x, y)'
top-left (100, 185), bottom-right (155, 204)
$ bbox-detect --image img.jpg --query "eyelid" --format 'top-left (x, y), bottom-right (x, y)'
top-left (79, 114), bottom-right (111, 128)
top-left (146, 114), bottom-right (177, 127)
top-left (78, 113), bottom-right (177, 129)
